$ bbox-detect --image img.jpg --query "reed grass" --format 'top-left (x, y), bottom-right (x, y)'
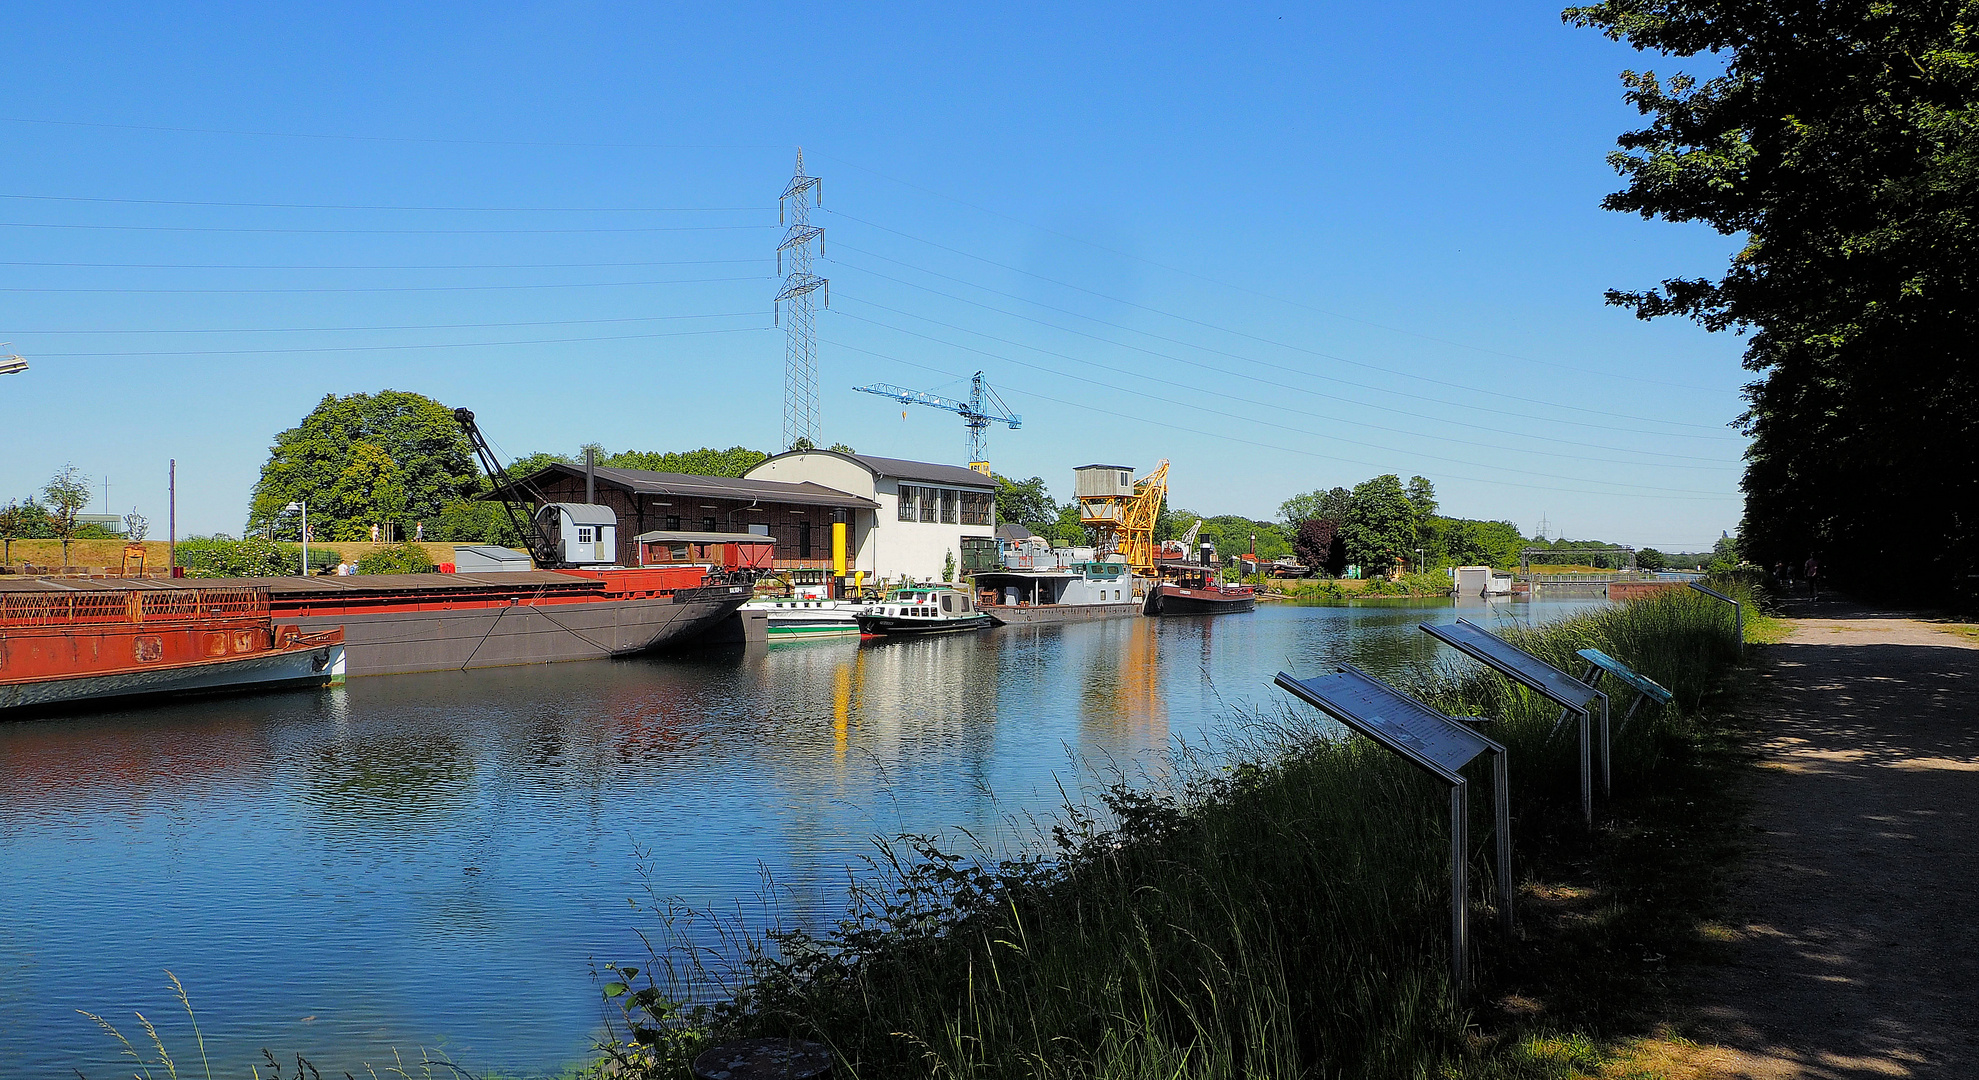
top-left (594, 579), bottom-right (1765, 1080)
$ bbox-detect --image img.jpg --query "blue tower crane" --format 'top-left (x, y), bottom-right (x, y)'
top-left (852, 371), bottom-right (1021, 471)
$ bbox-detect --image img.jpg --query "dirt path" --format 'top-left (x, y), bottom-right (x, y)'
top-left (1692, 598), bottom-right (1979, 1079)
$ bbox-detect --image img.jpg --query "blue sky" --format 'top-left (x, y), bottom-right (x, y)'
top-left (0, 3), bottom-right (1747, 549)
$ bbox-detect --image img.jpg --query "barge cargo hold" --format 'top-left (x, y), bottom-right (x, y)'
top-left (0, 567), bottom-right (749, 678)
top-left (0, 586), bottom-right (346, 713)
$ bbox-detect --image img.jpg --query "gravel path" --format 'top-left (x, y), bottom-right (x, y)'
top-left (1693, 598), bottom-right (1979, 1079)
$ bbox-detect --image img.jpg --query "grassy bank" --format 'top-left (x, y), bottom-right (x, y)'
top-left (595, 581), bottom-right (1764, 1079)
top-left (1265, 571), bottom-right (1455, 600)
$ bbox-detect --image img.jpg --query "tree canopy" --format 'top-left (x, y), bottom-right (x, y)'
top-left (250, 391), bottom-right (477, 542)
top-left (1341, 474), bottom-right (1414, 575)
top-left (992, 474), bottom-right (1058, 534)
top-left (1567, 1), bottom-right (1979, 595)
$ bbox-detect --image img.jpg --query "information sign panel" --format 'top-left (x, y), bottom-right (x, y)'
top-left (1575, 647), bottom-right (1672, 733)
top-left (1421, 618), bottom-right (1609, 827)
top-left (1274, 665), bottom-right (1511, 1001)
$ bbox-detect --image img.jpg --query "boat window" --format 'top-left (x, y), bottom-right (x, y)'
top-left (577, 527), bottom-right (593, 544)
top-left (941, 594), bottom-right (954, 613)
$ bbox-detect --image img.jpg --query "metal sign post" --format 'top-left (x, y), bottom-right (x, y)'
top-left (1420, 618), bottom-right (1608, 828)
top-left (1573, 647), bottom-right (1673, 735)
top-left (1274, 665), bottom-right (1512, 1003)
top-left (1687, 582), bottom-right (1743, 659)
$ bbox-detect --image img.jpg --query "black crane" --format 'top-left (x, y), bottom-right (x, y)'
top-left (453, 407), bottom-right (565, 568)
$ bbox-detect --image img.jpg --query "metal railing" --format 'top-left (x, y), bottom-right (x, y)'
top-left (0, 587), bottom-right (269, 627)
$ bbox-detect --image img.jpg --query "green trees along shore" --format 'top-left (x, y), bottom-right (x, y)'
top-left (1567, 0), bottom-right (1979, 601)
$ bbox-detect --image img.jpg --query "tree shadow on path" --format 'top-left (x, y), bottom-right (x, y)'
top-left (1696, 611), bottom-right (1979, 1079)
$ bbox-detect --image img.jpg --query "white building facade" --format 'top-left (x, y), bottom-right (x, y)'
top-left (745, 450), bottom-right (997, 583)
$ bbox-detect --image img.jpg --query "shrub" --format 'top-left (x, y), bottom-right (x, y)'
top-left (358, 541), bottom-right (436, 575)
top-left (175, 536), bottom-right (337, 578)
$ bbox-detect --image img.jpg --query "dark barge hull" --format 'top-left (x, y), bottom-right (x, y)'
top-left (856, 613), bottom-right (995, 636)
top-left (0, 572), bottom-right (750, 677)
top-left (288, 584), bottom-right (748, 675)
top-left (1146, 585), bottom-right (1256, 616)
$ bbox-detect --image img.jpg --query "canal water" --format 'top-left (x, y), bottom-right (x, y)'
top-left (0, 597), bottom-right (1592, 1078)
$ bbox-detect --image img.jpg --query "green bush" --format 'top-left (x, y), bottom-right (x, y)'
top-left (175, 536), bottom-right (337, 578)
top-left (358, 541), bottom-right (435, 574)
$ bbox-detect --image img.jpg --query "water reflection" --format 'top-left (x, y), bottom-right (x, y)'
top-left (0, 598), bottom-right (1600, 1078)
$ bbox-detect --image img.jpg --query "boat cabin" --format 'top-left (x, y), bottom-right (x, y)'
top-left (537, 503), bottom-right (618, 566)
top-left (973, 560), bottom-right (1135, 608)
top-left (873, 585), bottom-right (978, 619)
top-left (635, 529), bottom-right (777, 572)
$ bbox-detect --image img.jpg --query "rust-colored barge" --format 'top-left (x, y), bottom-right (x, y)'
top-left (0, 566), bottom-right (748, 680)
top-left (0, 587), bottom-right (346, 714)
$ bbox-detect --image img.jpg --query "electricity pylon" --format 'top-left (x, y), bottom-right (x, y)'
top-left (776, 150), bottom-right (827, 450)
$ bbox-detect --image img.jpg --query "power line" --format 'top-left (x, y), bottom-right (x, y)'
top-left (827, 208), bottom-right (1736, 433)
top-left (811, 149), bottom-right (1728, 394)
top-left (9, 311), bottom-right (766, 334)
top-left (0, 221), bottom-right (776, 235)
top-left (0, 258), bottom-right (766, 270)
top-left (830, 307), bottom-right (1731, 497)
top-left (835, 296), bottom-right (1733, 476)
top-left (0, 114), bottom-right (780, 150)
top-left (32, 325), bottom-right (768, 358)
top-left (827, 250), bottom-right (1736, 463)
top-left (4, 275), bottom-right (764, 294)
top-left (826, 336), bottom-right (1738, 504)
top-left (0, 193), bottom-right (769, 213)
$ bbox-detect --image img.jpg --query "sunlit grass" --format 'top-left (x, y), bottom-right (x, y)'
top-left (596, 580), bottom-right (1762, 1079)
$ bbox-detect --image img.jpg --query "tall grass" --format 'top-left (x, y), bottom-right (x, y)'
top-left (596, 580), bottom-right (1760, 1079)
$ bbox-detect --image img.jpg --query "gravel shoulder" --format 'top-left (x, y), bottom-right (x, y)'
top-left (1690, 598), bottom-right (1979, 1079)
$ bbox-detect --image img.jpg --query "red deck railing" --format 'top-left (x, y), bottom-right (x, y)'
top-left (0, 588), bottom-right (270, 627)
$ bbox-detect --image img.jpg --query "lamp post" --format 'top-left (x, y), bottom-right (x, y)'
top-left (284, 501), bottom-right (308, 576)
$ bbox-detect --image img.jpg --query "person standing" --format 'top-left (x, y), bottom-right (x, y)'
top-left (370, 522), bottom-right (381, 543)
top-left (415, 521), bottom-right (425, 542)
top-left (1804, 554), bottom-right (1821, 599)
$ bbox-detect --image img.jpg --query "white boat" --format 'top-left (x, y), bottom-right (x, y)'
top-left (855, 585), bottom-right (994, 636)
top-left (740, 596), bottom-right (863, 639)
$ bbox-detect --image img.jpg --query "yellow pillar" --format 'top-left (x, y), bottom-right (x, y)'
top-left (832, 515), bottom-right (848, 575)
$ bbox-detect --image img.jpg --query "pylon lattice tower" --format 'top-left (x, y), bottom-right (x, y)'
top-left (777, 149), bottom-right (828, 451)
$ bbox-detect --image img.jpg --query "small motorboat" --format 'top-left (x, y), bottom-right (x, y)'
top-left (855, 585), bottom-right (995, 636)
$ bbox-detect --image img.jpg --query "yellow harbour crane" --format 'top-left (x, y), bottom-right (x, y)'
top-left (1076, 460), bottom-right (1168, 574)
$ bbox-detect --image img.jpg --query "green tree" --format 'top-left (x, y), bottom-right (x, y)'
top-left (1566, 1), bottom-right (1979, 596)
top-left (323, 441), bottom-right (410, 542)
top-left (1341, 474), bottom-right (1412, 576)
top-left (599, 446), bottom-right (769, 477)
top-left (1637, 547), bottom-right (1669, 572)
top-left (250, 391), bottom-right (477, 540)
top-left (1405, 476), bottom-right (1439, 565)
top-left (992, 474), bottom-right (1058, 532)
top-left (42, 464), bottom-right (91, 568)
top-left (1053, 503), bottom-right (1093, 548)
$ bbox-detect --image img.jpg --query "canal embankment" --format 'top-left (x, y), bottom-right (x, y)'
top-left (595, 581), bottom-right (1772, 1079)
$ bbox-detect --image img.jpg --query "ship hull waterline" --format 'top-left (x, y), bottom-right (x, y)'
top-left (0, 640), bottom-right (346, 713)
top-left (288, 584), bottom-right (750, 677)
top-left (1145, 584), bottom-right (1257, 616)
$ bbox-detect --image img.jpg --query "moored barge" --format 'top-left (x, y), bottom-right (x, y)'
top-left (0, 566), bottom-right (749, 678)
top-left (1144, 567), bottom-right (1256, 616)
top-left (0, 586), bottom-right (346, 714)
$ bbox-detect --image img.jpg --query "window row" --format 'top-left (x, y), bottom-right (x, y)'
top-left (897, 485), bottom-right (993, 525)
